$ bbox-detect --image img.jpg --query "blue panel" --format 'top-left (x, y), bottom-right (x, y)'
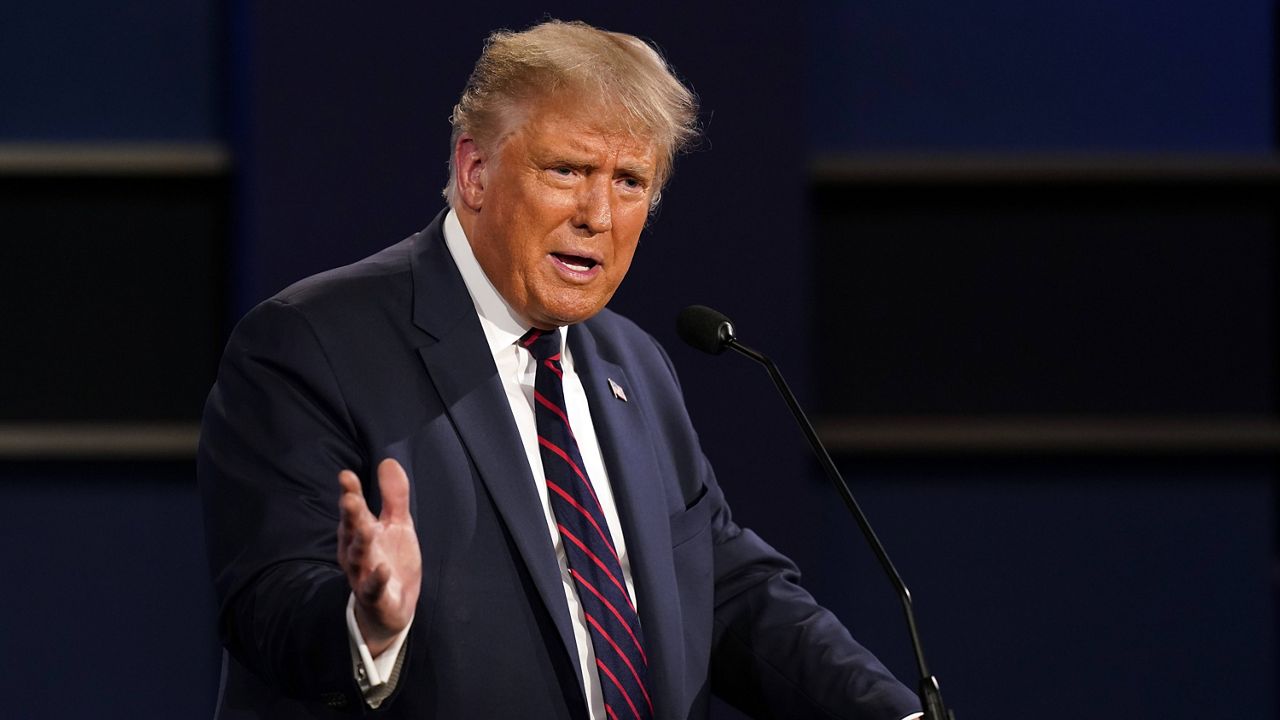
top-left (791, 462), bottom-right (1276, 720)
top-left (808, 0), bottom-right (1274, 152)
top-left (0, 464), bottom-right (220, 718)
top-left (0, 1), bottom-right (221, 139)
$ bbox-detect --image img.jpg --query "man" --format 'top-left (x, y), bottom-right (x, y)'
top-left (200, 20), bottom-right (921, 720)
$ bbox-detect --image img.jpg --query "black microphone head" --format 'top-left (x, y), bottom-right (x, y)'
top-left (677, 305), bottom-right (736, 355)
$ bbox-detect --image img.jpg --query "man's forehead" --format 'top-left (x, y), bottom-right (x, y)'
top-left (517, 100), bottom-right (659, 163)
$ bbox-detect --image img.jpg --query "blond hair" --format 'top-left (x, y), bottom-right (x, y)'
top-left (444, 20), bottom-right (699, 209)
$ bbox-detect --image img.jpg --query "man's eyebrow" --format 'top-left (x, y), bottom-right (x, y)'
top-left (615, 162), bottom-right (655, 180)
top-left (532, 144), bottom-right (654, 177)
top-left (534, 149), bottom-right (591, 166)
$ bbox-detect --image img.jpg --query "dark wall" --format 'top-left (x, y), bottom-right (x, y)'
top-left (805, 1), bottom-right (1277, 717)
top-left (0, 2), bottom-right (225, 718)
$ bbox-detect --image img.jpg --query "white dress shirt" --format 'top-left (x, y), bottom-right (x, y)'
top-left (348, 209), bottom-right (635, 720)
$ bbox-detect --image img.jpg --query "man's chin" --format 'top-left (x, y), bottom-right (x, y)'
top-left (529, 300), bottom-right (608, 328)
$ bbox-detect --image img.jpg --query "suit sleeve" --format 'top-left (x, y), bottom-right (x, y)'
top-left (649, 337), bottom-right (921, 720)
top-left (198, 298), bottom-right (401, 712)
top-left (707, 499), bottom-right (921, 719)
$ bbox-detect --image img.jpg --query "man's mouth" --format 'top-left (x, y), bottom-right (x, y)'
top-left (551, 253), bottom-right (599, 273)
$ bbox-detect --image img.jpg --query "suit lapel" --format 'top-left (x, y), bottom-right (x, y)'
top-left (409, 215), bottom-right (582, 686)
top-left (571, 326), bottom-right (684, 718)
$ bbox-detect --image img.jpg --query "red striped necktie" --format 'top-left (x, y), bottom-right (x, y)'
top-left (520, 328), bottom-right (653, 720)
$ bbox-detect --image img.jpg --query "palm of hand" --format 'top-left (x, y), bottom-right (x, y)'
top-left (338, 458), bottom-right (423, 647)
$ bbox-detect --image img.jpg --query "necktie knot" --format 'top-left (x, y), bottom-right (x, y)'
top-left (520, 327), bottom-right (561, 363)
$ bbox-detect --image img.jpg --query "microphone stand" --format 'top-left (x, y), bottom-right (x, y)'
top-left (723, 336), bottom-right (955, 720)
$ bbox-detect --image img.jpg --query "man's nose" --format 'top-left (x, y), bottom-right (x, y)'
top-left (574, 177), bottom-right (612, 234)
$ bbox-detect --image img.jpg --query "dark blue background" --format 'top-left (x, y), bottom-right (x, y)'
top-left (0, 1), bottom-right (1274, 718)
top-left (808, 0), bottom-right (1273, 152)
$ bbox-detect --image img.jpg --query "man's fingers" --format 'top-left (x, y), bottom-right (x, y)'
top-left (337, 469), bottom-right (375, 543)
top-left (338, 469), bottom-right (363, 496)
top-left (376, 458), bottom-right (413, 524)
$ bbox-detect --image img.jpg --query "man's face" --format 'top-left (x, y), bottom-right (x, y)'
top-left (460, 99), bottom-right (660, 329)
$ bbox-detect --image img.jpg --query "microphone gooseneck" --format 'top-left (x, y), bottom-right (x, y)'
top-left (676, 304), bottom-right (955, 720)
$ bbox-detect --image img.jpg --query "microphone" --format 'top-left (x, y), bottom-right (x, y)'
top-left (675, 304), bottom-right (735, 355)
top-left (676, 304), bottom-right (955, 720)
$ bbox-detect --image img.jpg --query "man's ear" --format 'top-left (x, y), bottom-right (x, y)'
top-left (454, 136), bottom-right (486, 211)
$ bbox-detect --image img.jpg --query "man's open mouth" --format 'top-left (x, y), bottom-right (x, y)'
top-left (552, 253), bottom-right (599, 272)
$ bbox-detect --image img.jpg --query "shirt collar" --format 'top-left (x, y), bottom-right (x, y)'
top-left (442, 208), bottom-right (568, 357)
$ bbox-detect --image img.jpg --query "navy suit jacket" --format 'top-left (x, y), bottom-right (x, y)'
top-left (198, 210), bottom-right (919, 719)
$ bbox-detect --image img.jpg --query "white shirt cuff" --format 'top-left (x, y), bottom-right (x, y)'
top-left (345, 593), bottom-right (412, 687)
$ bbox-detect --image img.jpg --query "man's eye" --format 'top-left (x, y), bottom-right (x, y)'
top-left (552, 167), bottom-right (573, 176)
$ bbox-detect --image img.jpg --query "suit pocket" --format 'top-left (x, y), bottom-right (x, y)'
top-left (669, 483), bottom-right (712, 548)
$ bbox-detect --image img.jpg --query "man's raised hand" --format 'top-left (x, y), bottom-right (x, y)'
top-left (338, 458), bottom-right (422, 656)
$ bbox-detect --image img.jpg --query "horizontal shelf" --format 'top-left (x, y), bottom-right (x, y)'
top-left (811, 153), bottom-right (1280, 185)
top-left (0, 143), bottom-right (230, 176)
top-left (7, 417), bottom-right (1275, 459)
top-left (0, 423), bottom-right (200, 459)
top-left (815, 416), bottom-right (1280, 456)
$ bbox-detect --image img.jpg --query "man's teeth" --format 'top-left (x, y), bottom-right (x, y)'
top-left (556, 254), bottom-right (595, 272)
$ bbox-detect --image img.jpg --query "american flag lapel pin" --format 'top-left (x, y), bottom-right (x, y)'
top-left (607, 377), bottom-right (628, 402)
